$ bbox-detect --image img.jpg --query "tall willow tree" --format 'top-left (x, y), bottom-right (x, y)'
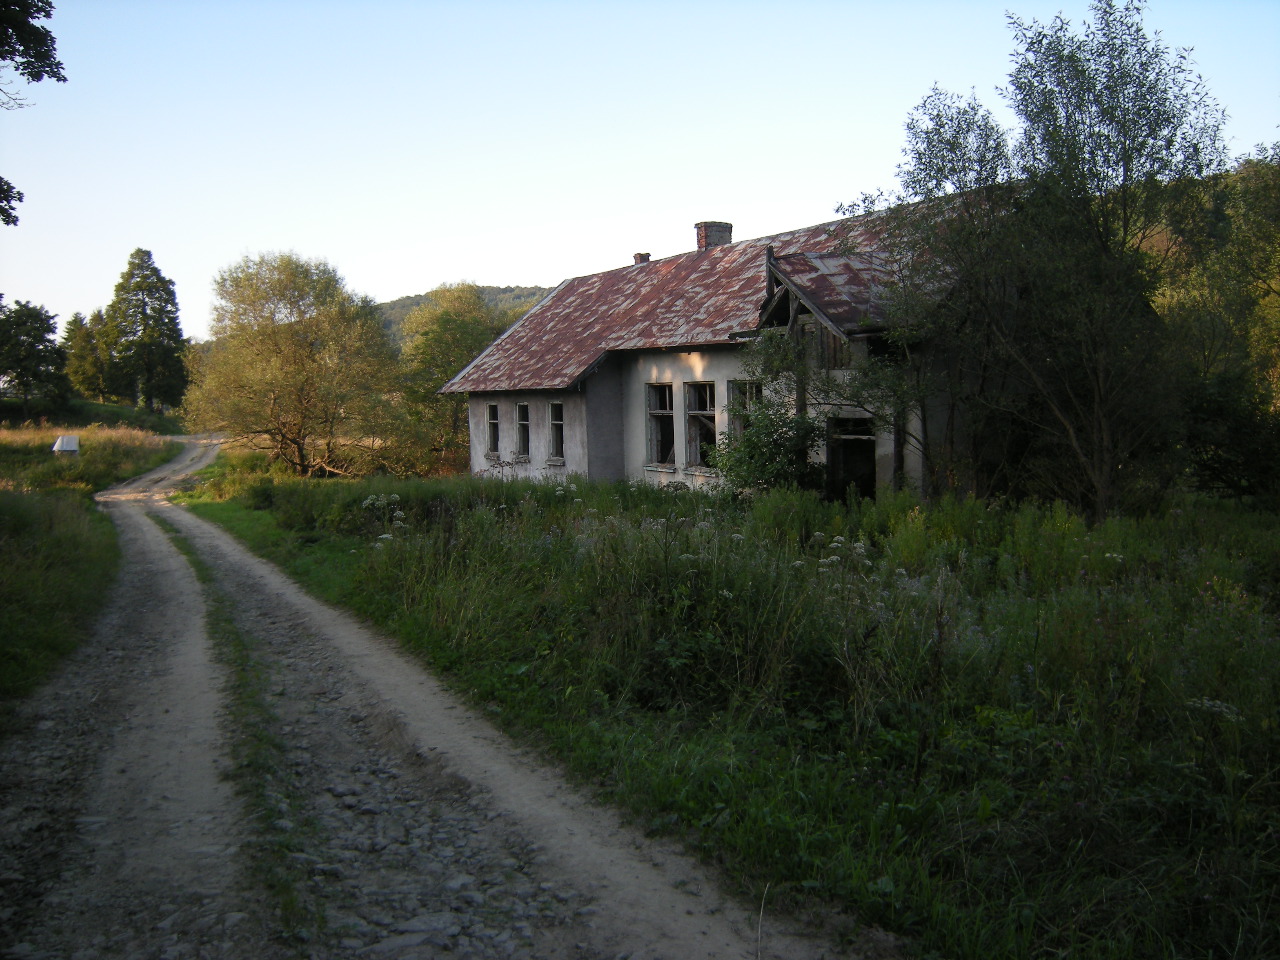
top-left (183, 253), bottom-right (396, 476)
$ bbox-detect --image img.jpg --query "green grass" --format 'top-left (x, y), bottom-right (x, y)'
top-left (153, 513), bottom-right (323, 940)
top-left (0, 396), bottom-right (185, 435)
top-left (180, 459), bottom-right (1280, 960)
top-left (0, 424), bottom-right (183, 715)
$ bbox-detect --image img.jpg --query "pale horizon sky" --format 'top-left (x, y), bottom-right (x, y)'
top-left (2, 0), bottom-right (1277, 343)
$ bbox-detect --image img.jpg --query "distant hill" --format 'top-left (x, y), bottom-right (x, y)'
top-left (378, 285), bottom-right (553, 343)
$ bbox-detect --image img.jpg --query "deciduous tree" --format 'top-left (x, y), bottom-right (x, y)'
top-left (182, 253), bottom-right (396, 476)
top-left (841, 0), bottom-right (1230, 518)
top-left (0, 294), bottom-right (67, 414)
top-left (1, 0), bottom-right (66, 226)
top-left (400, 282), bottom-right (510, 464)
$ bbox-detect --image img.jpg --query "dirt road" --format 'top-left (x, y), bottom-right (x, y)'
top-left (1, 439), bottom-right (885, 960)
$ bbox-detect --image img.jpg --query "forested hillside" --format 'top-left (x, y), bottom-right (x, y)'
top-left (378, 285), bottom-right (551, 343)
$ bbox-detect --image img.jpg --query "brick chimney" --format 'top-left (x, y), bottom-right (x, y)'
top-left (695, 221), bottom-right (732, 251)
top-left (633, 252), bottom-right (651, 264)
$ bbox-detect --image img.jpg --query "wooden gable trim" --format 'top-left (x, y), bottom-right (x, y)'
top-left (765, 261), bottom-right (848, 344)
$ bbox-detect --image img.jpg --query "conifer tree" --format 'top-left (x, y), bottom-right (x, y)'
top-left (103, 248), bottom-right (187, 410)
top-left (60, 310), bottom-right (103, 400)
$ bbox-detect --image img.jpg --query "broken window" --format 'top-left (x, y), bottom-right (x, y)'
top-left (647, 383), bottom-right (674, 465)
top-left (866, 333), bottom-right (904, 364)
top-left (548, 401), bottom-right (564, 459)
top-left (515, 402), bottom-right (530, 458)
top-left (686, 381), bottom-right (716, 467)
top-left (827, 417), bottom-right (877, 501)
top-left (486, 403), bottom-right (499, 455)
top-left (728, 380), bottom-right (762, 437)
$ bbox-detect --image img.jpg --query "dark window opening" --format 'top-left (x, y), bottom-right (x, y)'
top-left (867, 334), bottom-right (905, 364)
top-left (648, 383), bottom-right (674, 464)
top-left (486, 403), bottom-right (499, 454)
top-left (686, 382), bottom-right (716, 467)
top-left (515, 403), bottom-right (530, 457)
top-left (728, 380), bottom-right (762, 437)
top-left (827, 417), bottom-right (876, 501)
top-left (548, 402), bottom-right (564, 459)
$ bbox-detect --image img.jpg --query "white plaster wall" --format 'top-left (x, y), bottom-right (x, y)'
top-left (466, 392), bottom-right (589, 481)
top-left (463, 350), bottom-right (924, 494)
top-left (617, 347), bottom-right (746, 488)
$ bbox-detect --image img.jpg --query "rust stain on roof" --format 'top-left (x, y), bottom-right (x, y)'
top-left (442, 215), bottom-right (883, 394)
top-left (770, 250), bottom-right (890, 333)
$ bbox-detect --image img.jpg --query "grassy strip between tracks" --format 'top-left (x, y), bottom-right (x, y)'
top-left (150, 512), bottom-right (324, 944)
top-left (176, 451), bottom-right (1280, 960)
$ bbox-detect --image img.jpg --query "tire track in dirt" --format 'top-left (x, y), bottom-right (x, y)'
top-left (3, 439), bottom-right (886, 960)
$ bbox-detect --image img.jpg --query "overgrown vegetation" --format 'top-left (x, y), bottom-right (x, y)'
top-left (182, 457), bottom-right (1279, 959)
top-left (826, 0), bottom-right (1280, 519)
top-left (155, 514), bottom-right (323, 938)
top-left (0, 425), bottom-right (181, 711)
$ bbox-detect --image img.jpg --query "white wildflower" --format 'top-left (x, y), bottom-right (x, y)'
top-left (1185, 697), bottom-right (1243, 722)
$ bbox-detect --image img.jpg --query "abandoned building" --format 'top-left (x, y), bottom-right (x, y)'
top-left (440, 218), bottom-right (923, 499)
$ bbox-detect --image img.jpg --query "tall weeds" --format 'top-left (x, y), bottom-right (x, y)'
top-left (0, 425), bottom-right (181, 709)
top-left (187, 466), bottom-right (1280, 960)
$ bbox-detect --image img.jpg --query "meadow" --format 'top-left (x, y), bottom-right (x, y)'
top-left (180, 453), bottom-right (1279, 960)
top-left (0, 424), bottom-right (182, 706)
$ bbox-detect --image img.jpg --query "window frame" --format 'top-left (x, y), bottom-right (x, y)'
top-left (515, 402), bottom-right (530, 459)
top-left (647, 383), bottom-right (675, 466)
top-left (485, 402), bottom-right (500, 456)
top-left (548, 401), bottom-right (565, 461)
top-left (728, 380), bottom-right (762, 438)
top-left (685, 381), bottom-right (717, 468)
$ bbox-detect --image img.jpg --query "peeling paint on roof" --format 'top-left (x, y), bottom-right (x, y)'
top-left (442, 215), bottom-right (883, 394)
top-left (770, 250), bottom-right (890, 333)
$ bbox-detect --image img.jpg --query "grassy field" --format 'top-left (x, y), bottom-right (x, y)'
top-left (0, 425), bottom-right (183, 709)
top-left (0, 397), bottom-right (184, 435)
top-left (178, 456), bottom-right (1279, 959)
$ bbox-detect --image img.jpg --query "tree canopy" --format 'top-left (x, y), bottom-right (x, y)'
top-left (828, 0), bottom-right (1267, 517)
top-left (101, 248), bottom-right (187, 411)
top-left (398, 282), bottom-right (516, 468)
top-left (182, 253), bottom-right (397, 476)
top-left (1, 0), bottom-right (66, 226)
top-left (0, 294), bottom-right (66, 415)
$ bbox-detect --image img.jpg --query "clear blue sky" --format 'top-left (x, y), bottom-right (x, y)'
top-left (2, 0), bottom-right (1277, 342)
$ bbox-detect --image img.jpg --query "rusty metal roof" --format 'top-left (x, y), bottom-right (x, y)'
top-left (769, 250), bottom-right (890, 333)
top-left (442, 215), bottom-right (882, 393)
